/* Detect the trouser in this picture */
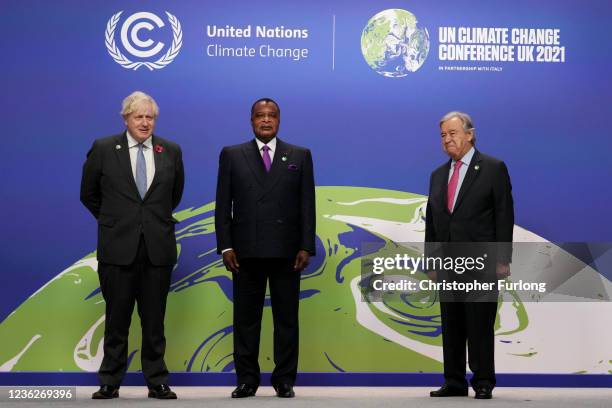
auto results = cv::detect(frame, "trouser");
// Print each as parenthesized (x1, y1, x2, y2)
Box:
(97, 236, 172, 387)
(439, 300, 498, 390)
(232, 257, 301, 386)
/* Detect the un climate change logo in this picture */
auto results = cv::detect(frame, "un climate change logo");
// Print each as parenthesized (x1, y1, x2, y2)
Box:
(361, 9, 430, 77)
(105, 11, 182, 71)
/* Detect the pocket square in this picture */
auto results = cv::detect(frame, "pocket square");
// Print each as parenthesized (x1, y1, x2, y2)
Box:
(288, 164, 299, 171)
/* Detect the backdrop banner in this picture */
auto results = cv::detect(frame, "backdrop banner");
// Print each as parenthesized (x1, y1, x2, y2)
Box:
(0, 1, 610, 385)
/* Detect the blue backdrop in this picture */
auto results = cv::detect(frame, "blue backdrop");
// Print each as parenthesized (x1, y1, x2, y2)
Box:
(1, 0, 611, 326)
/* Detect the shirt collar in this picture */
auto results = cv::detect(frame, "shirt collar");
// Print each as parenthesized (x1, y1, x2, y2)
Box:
(255, 136, 276, 152)
(126, 131, 153, 149)
(452, 146, 475, 167)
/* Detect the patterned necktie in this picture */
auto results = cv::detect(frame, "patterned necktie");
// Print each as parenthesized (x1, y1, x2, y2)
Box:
(262, 145, 272, 172)
(136, 143, 147, 199)
(447, 160, 463, 212)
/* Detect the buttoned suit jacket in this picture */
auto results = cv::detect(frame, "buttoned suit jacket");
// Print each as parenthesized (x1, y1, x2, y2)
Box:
(215, 138, 316, 259)
(80, 132, 184, 266)
(425, 150, 514, 264)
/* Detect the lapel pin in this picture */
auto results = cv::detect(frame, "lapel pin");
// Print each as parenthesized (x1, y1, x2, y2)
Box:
(115, 145, 121, 150)
(282, 156, 288, 162)
(474, 165, 480, 170)
(154, 144, 164, 153)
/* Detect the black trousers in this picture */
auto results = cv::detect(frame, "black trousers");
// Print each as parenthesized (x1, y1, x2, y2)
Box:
(232, 258, 301, 386)
(439, 300, 498, 390)
(97, 236, 172, 387)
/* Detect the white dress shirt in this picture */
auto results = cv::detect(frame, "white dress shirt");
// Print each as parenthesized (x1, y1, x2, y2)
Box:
(126, 132, 155, 191)
(255, 136, 277, 162)
(447, 146, 475, 211)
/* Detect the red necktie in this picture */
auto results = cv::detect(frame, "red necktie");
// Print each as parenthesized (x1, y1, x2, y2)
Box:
(447, 160, 463, 212)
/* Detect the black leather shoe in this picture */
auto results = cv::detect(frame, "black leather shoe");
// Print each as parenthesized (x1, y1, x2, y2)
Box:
(474, 387, 493, 399)
(148, 384, 177, 399)
(273, 383, 295, 398)
(430, 384, 468, 397)
(91, 384, 119, 399)
(231, 384, 257, 398)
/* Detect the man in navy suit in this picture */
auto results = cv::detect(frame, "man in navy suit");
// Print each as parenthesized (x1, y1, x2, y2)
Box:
(215, 98, 316, 398)
(80, 91, 184, 399)
(426, 111, 514, 400)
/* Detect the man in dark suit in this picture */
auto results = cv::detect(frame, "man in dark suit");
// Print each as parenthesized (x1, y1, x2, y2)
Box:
(80, 91, 184, 399)
(425, 111, 513, 400)
(215, 98, 316, 399)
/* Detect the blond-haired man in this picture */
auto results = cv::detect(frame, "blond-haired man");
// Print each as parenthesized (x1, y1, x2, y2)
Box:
(80, 91, 184, 399)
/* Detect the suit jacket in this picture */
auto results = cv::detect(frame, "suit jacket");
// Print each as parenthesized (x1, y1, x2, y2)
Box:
(215, 138, 316, 259)
(80, 132, 184, 266)
(425, 150, 514, 264)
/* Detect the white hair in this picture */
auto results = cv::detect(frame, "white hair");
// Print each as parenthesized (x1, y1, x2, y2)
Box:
(439, 111, 476, 145)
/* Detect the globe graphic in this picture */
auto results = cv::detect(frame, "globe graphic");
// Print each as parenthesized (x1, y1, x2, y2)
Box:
(0, 186, 610, 375)
(361, 9, 430, 77)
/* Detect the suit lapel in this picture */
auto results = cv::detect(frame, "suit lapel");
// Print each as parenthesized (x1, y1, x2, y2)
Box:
(143, 135, 165, 200)
(440, 160, 452, 215)
(114, 133, 141, 199)
(262, 138, 291, 194)
(242, 139, 266, 188)
(453, 150, 482, 213)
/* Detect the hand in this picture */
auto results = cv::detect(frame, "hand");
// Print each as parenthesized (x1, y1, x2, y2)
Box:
(222, 250, 240, 274)
(294, 250, 310, 272)
(426, 270, 437, 282)
(496, 262, 511, 279)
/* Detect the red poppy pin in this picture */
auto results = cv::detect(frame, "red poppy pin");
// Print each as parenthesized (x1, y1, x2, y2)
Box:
(154, 144, 164, 153)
